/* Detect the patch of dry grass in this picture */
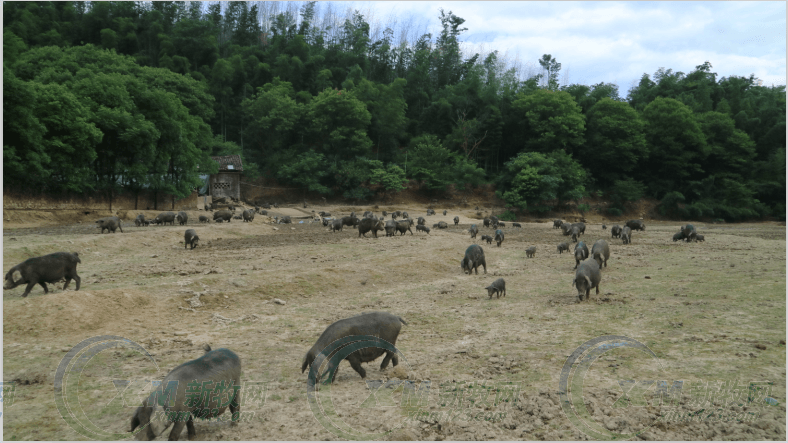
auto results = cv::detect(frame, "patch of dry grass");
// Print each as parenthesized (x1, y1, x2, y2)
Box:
(2, 212, 785, 440)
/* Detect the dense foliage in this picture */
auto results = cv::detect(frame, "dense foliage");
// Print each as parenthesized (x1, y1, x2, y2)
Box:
(3, 2, 785, 219)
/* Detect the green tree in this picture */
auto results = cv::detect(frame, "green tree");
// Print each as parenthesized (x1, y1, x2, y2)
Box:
(497, 150, 587, 212)
(538, 54, 561, 90)
(307, 88, 372, 159)
(751, 148, 785, 216)
(403, 33, 434, 120)
(3, 1, 75, 48)
(562, 82, 621, 114)
(609, 179, 647, 212)
(407, 135, 459, 190)
(581, 98, 647, 183)
(3, 29, 28, 65)
(627, 67, 686, 111)
(327, 157, 376, 200)
(640, 97, 709, 196)
(278, 150, 331, 194)
(370, 162, 407, 198)
(368, 27, 395, 84)
(406, 134, 486, 191)
(340, 11, 370, 63)
(4, 5, 784, 219)
(658, 191, 686, 217)
(696, 111, 756, 177)
(444, 114, 488, 160)
(243, 78, 305, 162)
(351, 78, 408, 161)
(432, 10, 475, 90)
(510, 89, 585, 154)
(29, 81, 103, 191)
(675, 62, 720, 113)
(451, 155, 487, 193)
(12, 45, 216, 197)
(209, 58, 235, 141)
(3, 68, 46, 188)
(684, 176, 765, 221)
(170, 17, 219, 72)
(136, 65, 216, 138)
(561, 84, 593, 112)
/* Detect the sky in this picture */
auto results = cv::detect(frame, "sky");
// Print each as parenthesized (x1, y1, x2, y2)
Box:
(338, 1, 786, 93)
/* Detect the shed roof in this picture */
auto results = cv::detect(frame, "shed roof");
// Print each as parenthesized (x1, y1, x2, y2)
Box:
(210, 155, 243, 172)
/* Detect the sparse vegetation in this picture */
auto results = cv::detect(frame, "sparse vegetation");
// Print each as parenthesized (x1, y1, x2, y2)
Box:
(3, 208, 784, 440)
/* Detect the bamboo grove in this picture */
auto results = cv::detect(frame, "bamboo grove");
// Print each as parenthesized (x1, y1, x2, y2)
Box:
(3, 2, 785, 220)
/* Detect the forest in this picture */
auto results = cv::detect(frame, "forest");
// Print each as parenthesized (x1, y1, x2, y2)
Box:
(3, 1, 785, 220)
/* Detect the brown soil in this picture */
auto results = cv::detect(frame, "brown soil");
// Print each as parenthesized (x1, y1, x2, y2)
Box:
(3, 202, 786, 441)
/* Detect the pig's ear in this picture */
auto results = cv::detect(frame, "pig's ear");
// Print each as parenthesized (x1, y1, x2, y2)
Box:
(12, 270, 23, 284)
(585, 276, 592, 288)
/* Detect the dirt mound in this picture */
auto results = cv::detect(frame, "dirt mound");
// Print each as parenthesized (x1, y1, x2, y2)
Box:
(4, 288, 160, 336)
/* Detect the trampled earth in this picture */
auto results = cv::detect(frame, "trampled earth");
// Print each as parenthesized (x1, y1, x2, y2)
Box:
(3, 205, 786, 440)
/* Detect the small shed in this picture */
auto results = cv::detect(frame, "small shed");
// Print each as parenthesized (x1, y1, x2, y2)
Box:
(209, 155, 243, 201)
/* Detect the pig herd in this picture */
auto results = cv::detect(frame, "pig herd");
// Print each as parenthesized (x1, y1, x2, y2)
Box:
(464, 217, 708, 304)
(5, 212, 707, 304)
(3, 207, 709, 440)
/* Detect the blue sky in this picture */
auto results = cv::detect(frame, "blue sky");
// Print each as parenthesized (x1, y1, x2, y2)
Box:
(339, 1, 786, 93)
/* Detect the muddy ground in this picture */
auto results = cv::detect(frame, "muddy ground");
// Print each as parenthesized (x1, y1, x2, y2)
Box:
(2, 204, 786, 441)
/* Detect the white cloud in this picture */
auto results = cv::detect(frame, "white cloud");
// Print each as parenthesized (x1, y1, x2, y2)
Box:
(340, 1, 786, 89)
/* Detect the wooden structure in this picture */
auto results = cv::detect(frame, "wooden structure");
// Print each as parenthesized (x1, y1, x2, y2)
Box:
(209, 155, 243, 201)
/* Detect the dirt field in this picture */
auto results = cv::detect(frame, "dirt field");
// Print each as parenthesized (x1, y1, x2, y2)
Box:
(2, 204, 786, 441)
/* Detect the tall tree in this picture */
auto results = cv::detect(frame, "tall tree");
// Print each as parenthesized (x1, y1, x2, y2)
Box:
(640, 97, 708, 196)
(10, 45, 216, 196)
(406, 134, 484, 192)
(581, 98, 647, 183)
(497, 150, 587, 212)
(3, 67, 47, 189)
(243, 78, 305, 167)
(352, 78, 408, 161)
(510, 89, 585, 155)
(432, 9, 473, 90)
(28, 81, 103, 191)
(696, 111, 755, 178)
(306, 88, 373, 159)
(538, 54, 561, 90)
